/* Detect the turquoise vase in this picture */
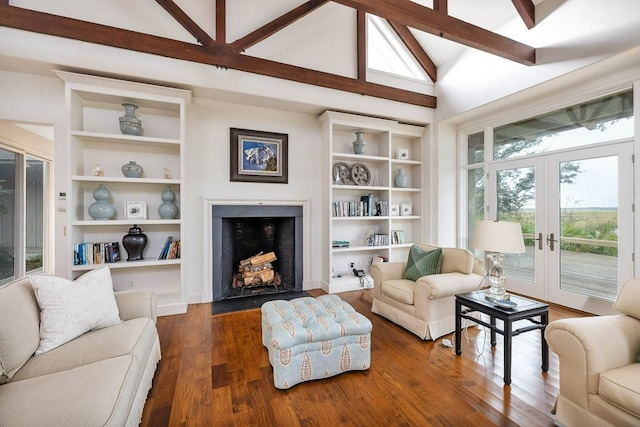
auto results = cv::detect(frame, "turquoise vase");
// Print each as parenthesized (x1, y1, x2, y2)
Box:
(158, 185, 178, 219)
(88, 184, 116, 220)
(394, 168, 408, 188)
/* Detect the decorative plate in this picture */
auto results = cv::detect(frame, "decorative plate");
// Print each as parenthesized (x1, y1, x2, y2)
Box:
(351, 163, 371, 186)
(332, 162, 353, 185)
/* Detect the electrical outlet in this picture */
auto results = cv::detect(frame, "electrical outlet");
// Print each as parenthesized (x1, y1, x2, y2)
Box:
(128, 280, 134, 289)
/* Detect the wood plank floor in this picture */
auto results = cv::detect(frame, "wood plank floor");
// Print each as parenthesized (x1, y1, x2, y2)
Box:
(140, 289, 586, 426)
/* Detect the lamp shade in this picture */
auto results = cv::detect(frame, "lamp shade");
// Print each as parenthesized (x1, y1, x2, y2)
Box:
(470, 220, 526, 254)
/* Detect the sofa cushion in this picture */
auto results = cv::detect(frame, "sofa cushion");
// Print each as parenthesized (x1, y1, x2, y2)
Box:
(614, 278, 640, 320)
(0, 355, 144, 426)
(381, 279, 417, 305)
(30, 266, 121, 355)
(0, 279, 41, 384)
(403, 246, 442, 281)
(11, 317, 156, 382)
(440, 248, 475, 275)
(599, 364, 640, 418)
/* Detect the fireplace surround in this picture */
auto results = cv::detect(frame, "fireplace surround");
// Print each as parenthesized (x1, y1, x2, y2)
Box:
(211, 204, 303, 301)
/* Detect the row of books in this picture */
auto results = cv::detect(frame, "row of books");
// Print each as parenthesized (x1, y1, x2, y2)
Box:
(333, 200, 389, 217)
(157, 236, 181, 260)
(365, 232, 388, 247)
(390, 230, 406, 244)
(74, 242, 121, 265)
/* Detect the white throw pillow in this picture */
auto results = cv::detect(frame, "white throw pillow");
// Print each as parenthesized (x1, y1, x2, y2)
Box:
(30, 266, 121, 355)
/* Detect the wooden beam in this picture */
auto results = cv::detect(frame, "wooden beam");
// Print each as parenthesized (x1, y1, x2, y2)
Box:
(433, 0, 447, 14)
(387, 21, 437, 82)
(229, 0, 329, 52)
(155, 0, 215, 47)
(216, 0, 225, 43)
(332, 0, 536, 65)
(511, 0, 535, 29)
(356, 9, 366, 80)
(0, 5, 436, 108)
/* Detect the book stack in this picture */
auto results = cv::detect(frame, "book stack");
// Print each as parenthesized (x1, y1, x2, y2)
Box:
(74, 242, 121, 265)
(391, 230, 405, 244)
(157, 236, 181, 260)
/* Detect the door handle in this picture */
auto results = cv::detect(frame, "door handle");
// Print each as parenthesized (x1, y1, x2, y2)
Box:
(547, 233, 558, 251)
(533, 232, 543, 250)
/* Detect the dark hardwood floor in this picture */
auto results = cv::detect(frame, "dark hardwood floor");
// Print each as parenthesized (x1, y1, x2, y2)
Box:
(140, 289, 585, 426)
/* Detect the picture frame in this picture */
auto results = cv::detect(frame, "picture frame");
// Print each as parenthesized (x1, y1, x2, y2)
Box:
(230, 128, 288, 184)
(397, 148, 410, 160)
(390, 203, 400, 216)
(400, 202, 413, 216)
(125, 201, 147, 220)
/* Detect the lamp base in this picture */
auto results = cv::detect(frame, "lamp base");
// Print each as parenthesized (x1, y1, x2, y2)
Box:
(484, 288, 511, 301)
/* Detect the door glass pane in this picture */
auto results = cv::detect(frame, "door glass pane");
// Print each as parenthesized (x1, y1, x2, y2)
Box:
(559, 156, 618, 300)
(467, 167, 484, 248)
(26, 157, 44, 274)
(496, 167, 535, 284)
(494, 90, 633, 160)
(0, 148, 16, 284)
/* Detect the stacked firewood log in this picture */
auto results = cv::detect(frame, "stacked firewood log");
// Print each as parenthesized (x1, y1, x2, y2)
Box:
(233, 251, 277, 288)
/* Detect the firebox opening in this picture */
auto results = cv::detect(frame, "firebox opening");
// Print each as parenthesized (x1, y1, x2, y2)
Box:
(212, 205, 303, 301)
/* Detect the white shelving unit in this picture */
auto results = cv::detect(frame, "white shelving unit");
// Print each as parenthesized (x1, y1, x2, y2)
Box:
(56, 71, 191, 316)
(319, 111, 426, 293)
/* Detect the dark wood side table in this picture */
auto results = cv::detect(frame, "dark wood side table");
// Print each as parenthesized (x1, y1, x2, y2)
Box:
(455, 291, 549, 385)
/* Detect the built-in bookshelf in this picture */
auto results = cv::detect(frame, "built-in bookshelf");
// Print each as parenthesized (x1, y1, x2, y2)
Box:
(56, 71, 191, 316)
(319, 111, 426, 293)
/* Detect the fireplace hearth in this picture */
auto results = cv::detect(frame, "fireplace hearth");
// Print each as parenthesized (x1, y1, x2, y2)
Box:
(211, 204, 303, 302)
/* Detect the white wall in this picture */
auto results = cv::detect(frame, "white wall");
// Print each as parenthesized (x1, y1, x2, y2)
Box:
(183, 99, 323, 302)
(435, 0, 640, 122)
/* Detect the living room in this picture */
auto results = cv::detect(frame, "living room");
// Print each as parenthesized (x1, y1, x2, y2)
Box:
(0, 1, 639, 426)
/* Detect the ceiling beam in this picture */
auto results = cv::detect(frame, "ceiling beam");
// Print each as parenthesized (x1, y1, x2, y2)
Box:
(229, 0, 329, 53)
(0, 5, 436, 108)
(511, 0, 535, 29)
(155, 0, 215, 47)
(216, 0, 226, 43)
(387, 21, 437, 82)
(332, 0, 536, 65)
(433, 0, 447, 14)
(356, 9, 366, 80)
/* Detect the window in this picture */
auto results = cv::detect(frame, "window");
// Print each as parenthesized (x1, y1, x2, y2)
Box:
(465, 132, 485, 248)
(0, 123, 52, 285)
(367, 15, 429, 82)
(493, 90, 634, 160)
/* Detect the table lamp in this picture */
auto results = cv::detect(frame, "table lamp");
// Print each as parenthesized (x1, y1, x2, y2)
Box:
(470, 220, 526, 300)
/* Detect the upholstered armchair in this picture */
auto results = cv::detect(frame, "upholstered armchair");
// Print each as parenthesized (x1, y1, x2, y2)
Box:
(370, 243, 485, 340)
(545, 278, 640, 427)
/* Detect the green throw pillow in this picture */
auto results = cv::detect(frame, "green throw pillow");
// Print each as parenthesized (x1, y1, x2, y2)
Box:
(403, 246, 442, 281)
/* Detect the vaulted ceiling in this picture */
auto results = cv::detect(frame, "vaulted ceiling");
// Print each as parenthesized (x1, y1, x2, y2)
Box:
(0, 0, 539, 109)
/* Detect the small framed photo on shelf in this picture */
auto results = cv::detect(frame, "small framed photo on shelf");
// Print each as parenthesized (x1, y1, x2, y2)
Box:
(400, 202, 413, 216)
(397, 148, 410, 160)
(390, 203, 400, 216)
(125, 201, 147, 220)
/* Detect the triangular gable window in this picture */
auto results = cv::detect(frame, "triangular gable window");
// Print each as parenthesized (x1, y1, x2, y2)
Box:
(367, 15, 428, 82)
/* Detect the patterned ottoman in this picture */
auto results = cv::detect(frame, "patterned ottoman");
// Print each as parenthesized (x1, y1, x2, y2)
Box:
(261, 294, 372, 389)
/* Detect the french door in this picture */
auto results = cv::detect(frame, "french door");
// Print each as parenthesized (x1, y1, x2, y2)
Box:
(488, 142, 633, 314)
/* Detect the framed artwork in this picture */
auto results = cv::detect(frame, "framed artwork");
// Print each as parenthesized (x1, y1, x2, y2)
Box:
(125, 201, 147, 220)
(230, 128, 288, 184)
(400, 202, 413, 216)
(397, 148, 410, 160)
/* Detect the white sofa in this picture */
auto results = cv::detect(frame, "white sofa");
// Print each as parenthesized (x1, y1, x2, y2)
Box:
(371, 243, 485, 340)
(0, 268, 160, 426)
(545, 278, 640, 427)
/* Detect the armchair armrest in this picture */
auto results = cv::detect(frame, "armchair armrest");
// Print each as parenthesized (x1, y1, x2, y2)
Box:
(371, 262, 406, 299)
(545, 315, 640, 408)
(415, 272, 484, 300)
(114, 290, 157, 324)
